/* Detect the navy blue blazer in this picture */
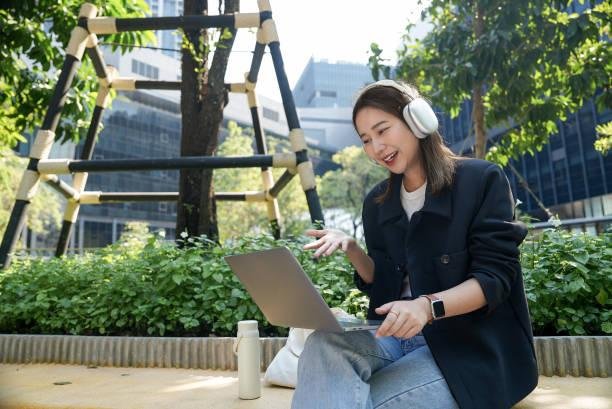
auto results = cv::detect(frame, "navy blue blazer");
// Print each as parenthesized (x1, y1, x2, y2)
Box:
(355, 158, 538, 409)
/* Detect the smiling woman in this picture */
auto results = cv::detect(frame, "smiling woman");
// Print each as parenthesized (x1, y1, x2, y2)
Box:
(294, 80, 539, 409)
(353, 82, 456, 201)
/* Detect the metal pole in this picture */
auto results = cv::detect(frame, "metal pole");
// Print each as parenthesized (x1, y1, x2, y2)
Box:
(248, 93, 282, 238)
(83, 13, 263, 34)
(134, 81, 181, 90)
(43, 175, 79, 200)
(268, 42, 300, 130)
(269, 169, 296, 198)
(39, 155, 277, 173)
(85, 43, 108, 79)
(215, 193, 247, 201)
(247, 42, 266, 84)
(56, 63, 111, 257)
(56, 103, 105, 257)
(267, 33, 324, 226)
(0, 10, 92, 268)
(56, 29, 113, 257)
(99, 193, 178, 202)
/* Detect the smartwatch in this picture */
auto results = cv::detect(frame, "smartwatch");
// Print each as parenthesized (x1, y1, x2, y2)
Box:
(420, 294, 445, 323)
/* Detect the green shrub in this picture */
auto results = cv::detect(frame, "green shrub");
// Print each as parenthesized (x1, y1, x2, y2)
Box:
(521, 228, 611, 336)
(1, 228, 609, 337)
(0, 233, 368, 337)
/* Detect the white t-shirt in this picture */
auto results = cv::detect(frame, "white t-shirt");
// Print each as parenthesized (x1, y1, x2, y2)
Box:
(399, 180, 427, 299)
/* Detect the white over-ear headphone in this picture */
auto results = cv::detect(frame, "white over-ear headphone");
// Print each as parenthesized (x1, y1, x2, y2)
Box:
(356, 80, 439, 139)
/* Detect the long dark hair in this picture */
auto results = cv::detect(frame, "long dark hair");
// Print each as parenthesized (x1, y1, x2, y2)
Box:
(352, 81, 457, 203)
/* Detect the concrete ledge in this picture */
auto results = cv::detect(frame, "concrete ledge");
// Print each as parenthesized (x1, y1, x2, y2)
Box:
(0, 364, 611, 409)
(0, 335, 286, 371)
(535, 336, 610, 377)
(0, 334, 610, 377)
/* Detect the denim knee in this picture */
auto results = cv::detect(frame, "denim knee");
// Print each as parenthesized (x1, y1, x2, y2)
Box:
(302, 331, 350, 358)
(304, 330, 377, 355)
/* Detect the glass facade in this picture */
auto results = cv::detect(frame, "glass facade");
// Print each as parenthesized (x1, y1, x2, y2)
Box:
(145, 0, 184, 58)
(438, 98, 612, 221)
(74, 92, 180, 248)
(506, 101, 611, 220)
(293, 58, 374, 108)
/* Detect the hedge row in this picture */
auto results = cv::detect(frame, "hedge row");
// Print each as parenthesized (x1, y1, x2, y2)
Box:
(0, 228, 609, 336)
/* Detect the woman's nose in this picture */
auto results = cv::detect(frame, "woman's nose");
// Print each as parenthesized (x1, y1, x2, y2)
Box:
(372, 138, 386, 154)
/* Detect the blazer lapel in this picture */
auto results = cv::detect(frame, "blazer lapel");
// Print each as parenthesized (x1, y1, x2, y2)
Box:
(377, 174, 407, 229)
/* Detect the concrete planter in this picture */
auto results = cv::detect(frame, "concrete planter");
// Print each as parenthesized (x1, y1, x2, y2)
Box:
(0, 335, 286, 371)
(0, 334, 609, 377)
(534, 336, 610, 377)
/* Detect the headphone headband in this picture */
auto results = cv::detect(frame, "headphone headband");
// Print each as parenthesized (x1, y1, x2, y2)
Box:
(355, 80, 438, 139)
(355, 79, 410, 100)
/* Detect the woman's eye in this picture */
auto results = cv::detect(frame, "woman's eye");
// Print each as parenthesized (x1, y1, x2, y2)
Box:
(379, 127, 389, 135)
(362, 139, 371, 144)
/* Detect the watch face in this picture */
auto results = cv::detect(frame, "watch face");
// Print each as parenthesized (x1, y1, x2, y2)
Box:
(432, 299, 445, 319)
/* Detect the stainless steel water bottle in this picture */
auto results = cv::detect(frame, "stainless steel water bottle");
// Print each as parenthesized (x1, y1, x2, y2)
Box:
(233, 320, 261, 399)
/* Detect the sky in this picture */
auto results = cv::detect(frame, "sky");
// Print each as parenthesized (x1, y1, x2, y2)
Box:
(222, 0, 430, 101)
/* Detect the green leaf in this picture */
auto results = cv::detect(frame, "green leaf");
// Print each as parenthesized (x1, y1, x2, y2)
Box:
(573, 253, 590, 264)
(566, 261, 590, 275)
(595, 289, 608, 306)
(230, 288, 244, 298)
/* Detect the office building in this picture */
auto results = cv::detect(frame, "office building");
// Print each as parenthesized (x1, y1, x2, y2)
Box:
(147, 0, 184, 58)
(293, 57, 374, 108)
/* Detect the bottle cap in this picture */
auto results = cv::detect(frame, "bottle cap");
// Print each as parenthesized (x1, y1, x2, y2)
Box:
(237, 320, 259, 336)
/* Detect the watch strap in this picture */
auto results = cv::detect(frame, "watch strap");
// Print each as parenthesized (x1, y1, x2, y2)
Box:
(419, 294, 444, 323)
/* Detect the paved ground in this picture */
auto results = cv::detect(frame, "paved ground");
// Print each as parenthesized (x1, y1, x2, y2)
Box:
(0, 364, 610, 409)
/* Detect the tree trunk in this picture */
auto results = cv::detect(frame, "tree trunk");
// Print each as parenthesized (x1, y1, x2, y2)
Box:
(472, 84, 486, 158)
(177, 0, 239, 242)
(472, 3, 487, 159)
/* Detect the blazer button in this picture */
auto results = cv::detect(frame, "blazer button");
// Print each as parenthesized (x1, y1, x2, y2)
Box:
(440, 254, 450, 264)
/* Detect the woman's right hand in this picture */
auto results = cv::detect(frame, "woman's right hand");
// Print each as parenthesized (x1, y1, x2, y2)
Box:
(303, 229, 356, 258)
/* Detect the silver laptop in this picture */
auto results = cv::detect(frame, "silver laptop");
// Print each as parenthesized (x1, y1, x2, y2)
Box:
(224, 247, 382, 332)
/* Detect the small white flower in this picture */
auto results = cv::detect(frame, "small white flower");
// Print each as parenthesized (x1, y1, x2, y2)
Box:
(515, 199, 523, 208)
(180, 231, 189, 238)
(548, 215, 562, 228)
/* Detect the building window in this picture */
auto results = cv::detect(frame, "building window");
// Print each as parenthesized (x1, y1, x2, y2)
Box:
(303, 128, 326, 139)
(132, 59, 159, 80)
(319, 90, 337, 98)
(159, 202, 168, 213)
(551, 148, 566, 161)
(83, 221, 113, 248)
(263, 107, 279, 122)
(307, 91, 317, 105)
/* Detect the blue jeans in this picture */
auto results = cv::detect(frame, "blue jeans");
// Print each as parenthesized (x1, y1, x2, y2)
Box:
(292, 330, 459, 409)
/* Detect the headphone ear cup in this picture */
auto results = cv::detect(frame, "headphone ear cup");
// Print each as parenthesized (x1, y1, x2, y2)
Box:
(402, 98, 438, 139)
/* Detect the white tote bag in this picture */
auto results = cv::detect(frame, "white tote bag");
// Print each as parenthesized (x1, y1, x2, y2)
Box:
(263, 308, 354, 388)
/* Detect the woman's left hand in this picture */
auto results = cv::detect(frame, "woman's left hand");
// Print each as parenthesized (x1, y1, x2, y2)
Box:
(374, 298, 432, 339)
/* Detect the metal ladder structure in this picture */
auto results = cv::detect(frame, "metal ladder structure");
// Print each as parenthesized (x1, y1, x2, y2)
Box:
(0, 1, 325, 268)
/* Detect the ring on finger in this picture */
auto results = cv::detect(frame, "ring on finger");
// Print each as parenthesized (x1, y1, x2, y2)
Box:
(388, 310, 399, 318)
